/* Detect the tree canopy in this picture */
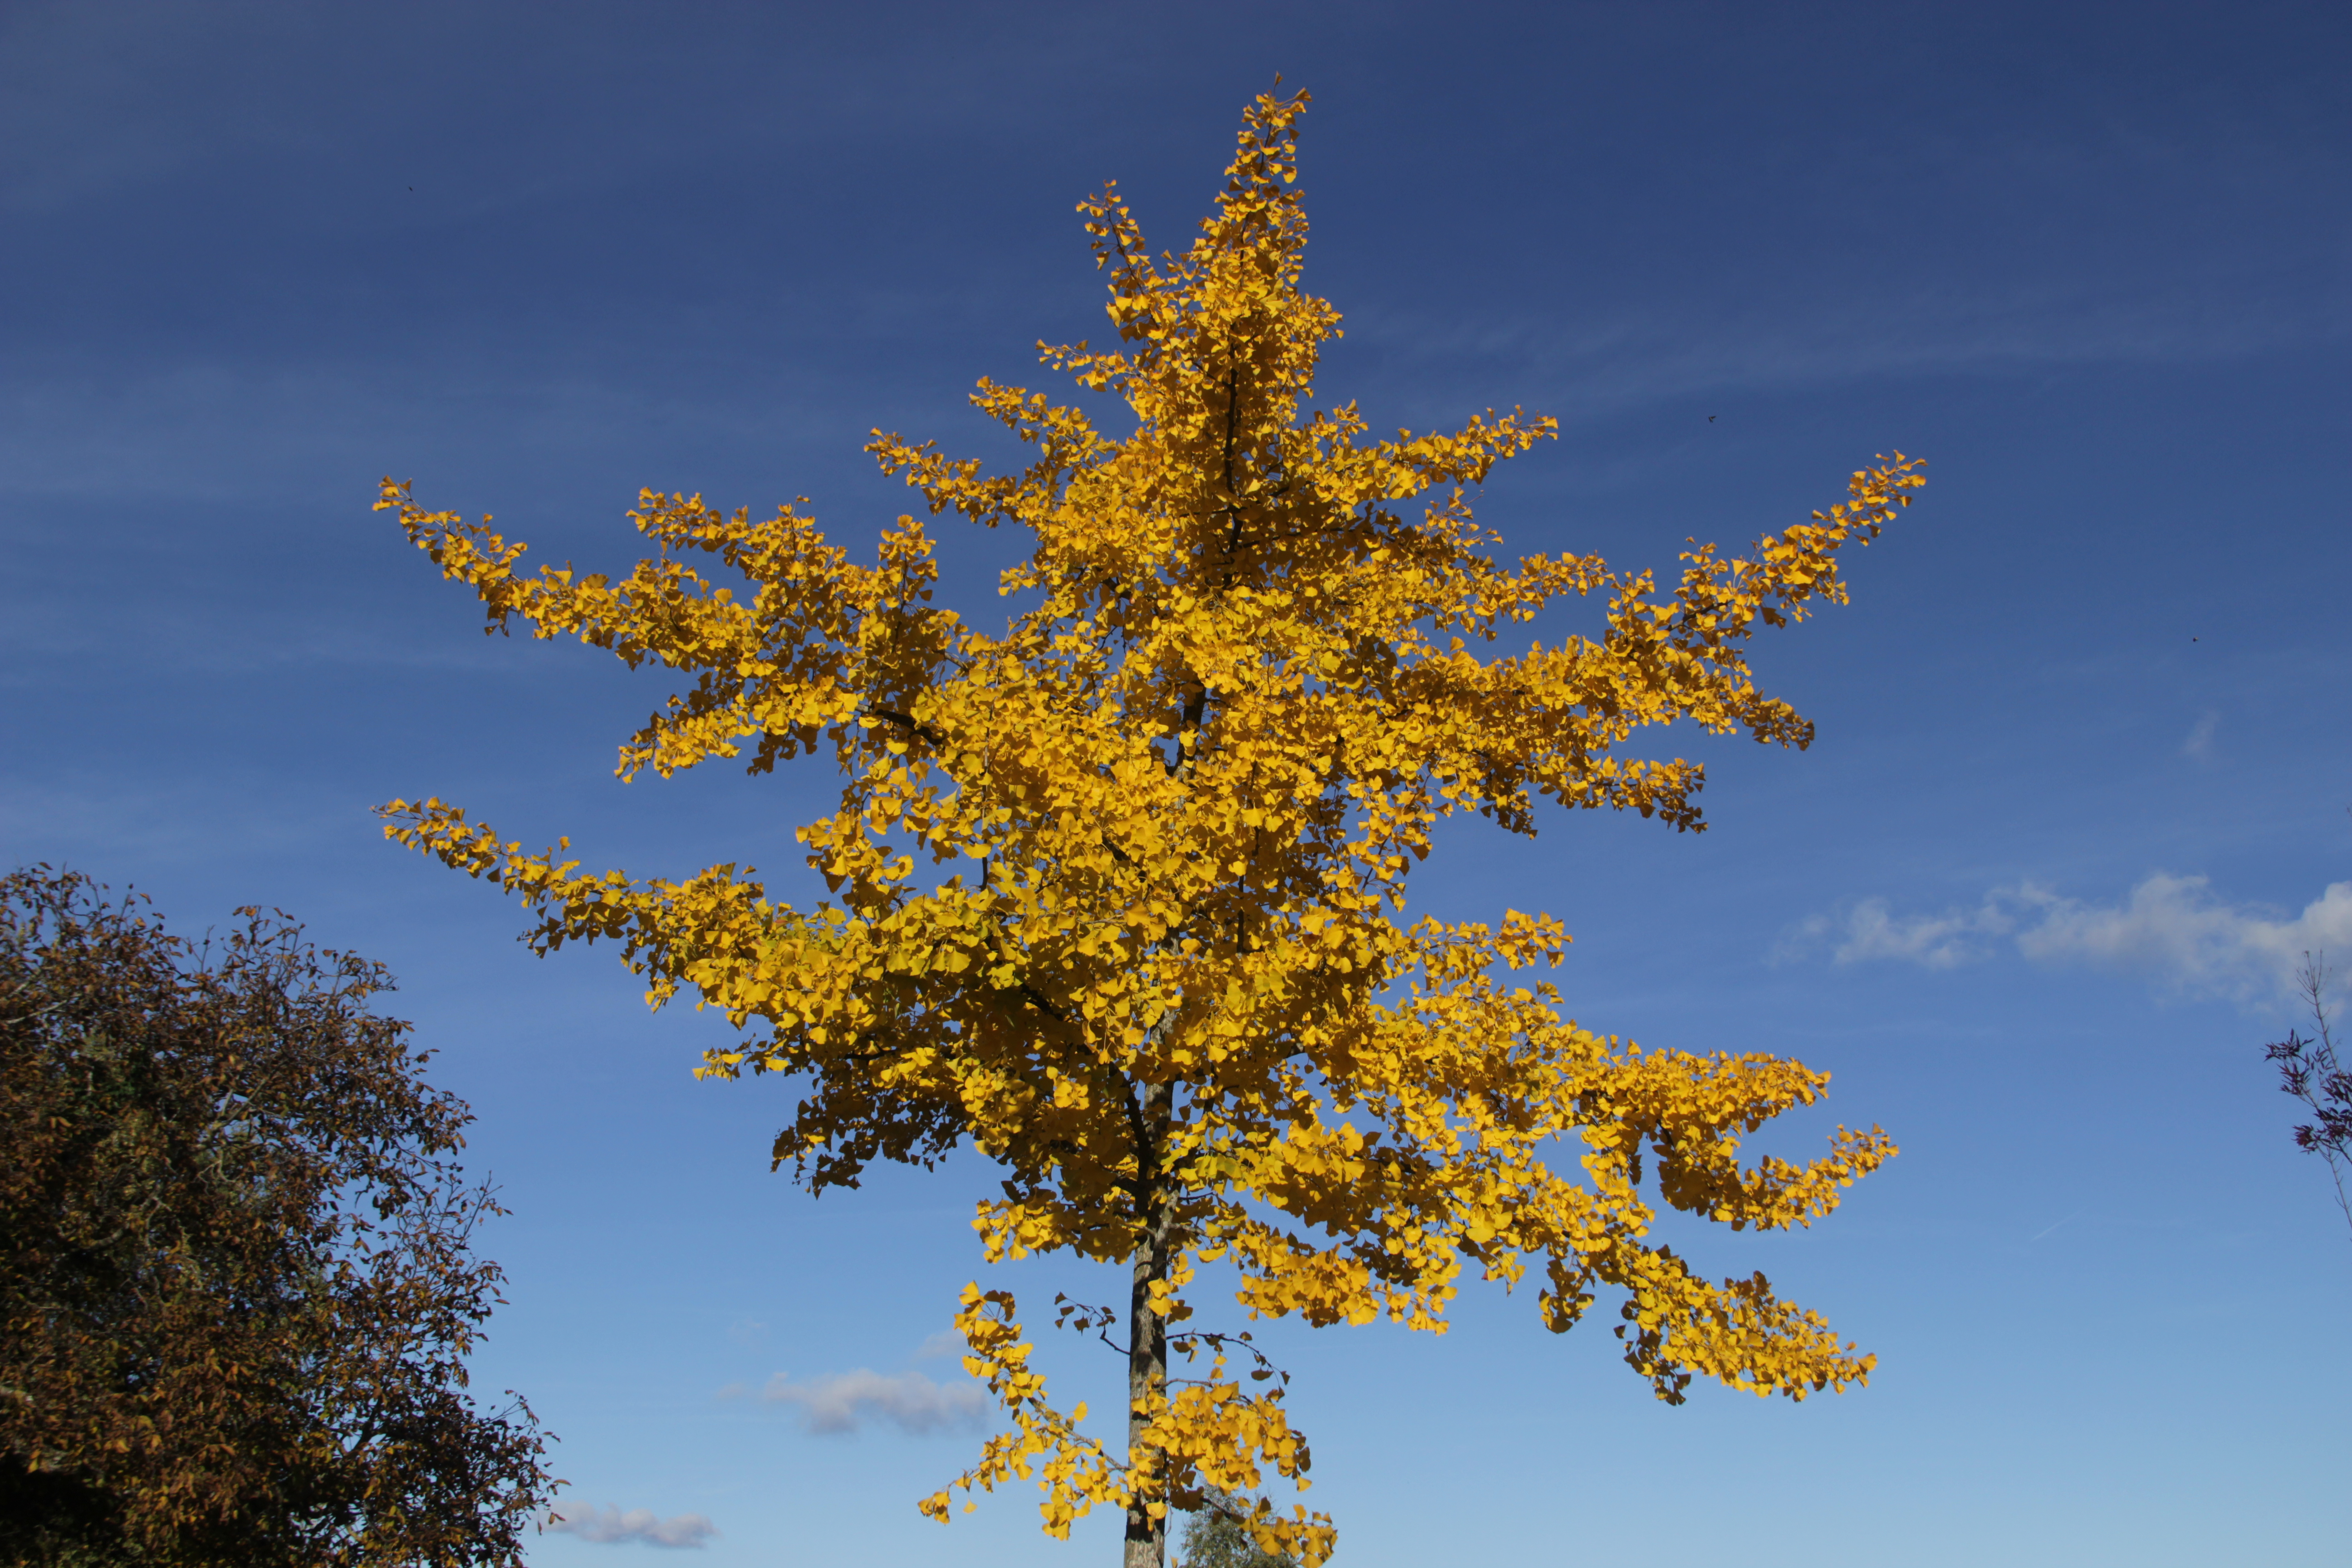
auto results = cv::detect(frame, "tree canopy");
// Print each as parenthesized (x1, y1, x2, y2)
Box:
(0, 867, 554, 1567)
(377, 86, 1920, 1567)
(1177, 1489, 1297, 1568)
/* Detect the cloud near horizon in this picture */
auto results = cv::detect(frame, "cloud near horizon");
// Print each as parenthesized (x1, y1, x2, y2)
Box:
(545, 1505, 719, 1549)
(746, 1367, 987, 1436)
(1789, 874, 2352, 1003)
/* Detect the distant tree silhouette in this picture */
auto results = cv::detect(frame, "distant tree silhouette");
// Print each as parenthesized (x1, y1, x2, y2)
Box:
(2264, 953, 2352, 1242)
(1177, 1489, 1297, 1568)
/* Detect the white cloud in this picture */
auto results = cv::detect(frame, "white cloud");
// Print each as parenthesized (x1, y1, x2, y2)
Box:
(912, 1328, 968, 1360)
(1795, 875, 2352, 1004)
(2182, 710, 2220, 759)
(546, 1505, 719, 1549)
(1800, 892, 2023, 970)
(2014, 875, 2352, 998)
(751, 1367, 987, 1435)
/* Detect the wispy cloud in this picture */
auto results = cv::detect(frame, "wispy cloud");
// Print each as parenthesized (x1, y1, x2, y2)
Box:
(745, 1367, 987, 1436)
(1352, 260, 2347, 432)
(2182, 710, 2220, 759)
(546, 1505, 719, 1549)
(1788, 875, 2352, 1003)
(1798, 892, 2022, 970)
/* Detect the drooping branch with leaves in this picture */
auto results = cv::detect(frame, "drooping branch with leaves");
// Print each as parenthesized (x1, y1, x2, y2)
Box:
(377, 88, 1920, 1568)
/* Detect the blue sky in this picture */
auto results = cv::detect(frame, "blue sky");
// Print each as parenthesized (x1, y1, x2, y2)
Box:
(5, 3, 2349, 1564)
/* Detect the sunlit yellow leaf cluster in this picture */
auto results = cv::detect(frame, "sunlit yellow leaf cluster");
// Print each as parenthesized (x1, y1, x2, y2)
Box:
(377, 87, 1918, 1564)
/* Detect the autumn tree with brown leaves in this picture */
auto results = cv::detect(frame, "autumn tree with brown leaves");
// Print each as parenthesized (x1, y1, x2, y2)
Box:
(376, 88, 1920, 1568)
(0, 868, 555, 1567)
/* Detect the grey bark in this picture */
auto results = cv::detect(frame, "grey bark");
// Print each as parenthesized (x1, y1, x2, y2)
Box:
(1122, 1076, 1174, 1568)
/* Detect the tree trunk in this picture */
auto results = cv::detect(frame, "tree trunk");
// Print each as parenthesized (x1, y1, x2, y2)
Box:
(1123, 1078, 1173, 1568)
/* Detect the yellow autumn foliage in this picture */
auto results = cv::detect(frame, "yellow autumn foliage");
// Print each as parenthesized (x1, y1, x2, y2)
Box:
(377, 87, 1919, 1568)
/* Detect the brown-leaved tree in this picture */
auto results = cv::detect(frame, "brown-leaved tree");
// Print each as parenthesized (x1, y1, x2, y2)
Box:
(0, 868, 556, 1567)
(376, 88, 1920, 1568)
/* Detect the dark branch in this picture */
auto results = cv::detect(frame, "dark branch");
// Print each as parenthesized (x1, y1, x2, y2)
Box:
(866, 707, 945, 746)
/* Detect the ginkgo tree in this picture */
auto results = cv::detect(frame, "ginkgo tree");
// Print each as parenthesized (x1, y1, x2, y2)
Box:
(377, 87, 1921, 1568)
